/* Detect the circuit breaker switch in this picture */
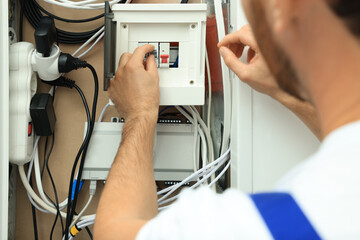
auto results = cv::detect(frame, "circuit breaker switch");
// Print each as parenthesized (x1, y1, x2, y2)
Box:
(159, 43, 170, 68)
(139, 42, 159, 67)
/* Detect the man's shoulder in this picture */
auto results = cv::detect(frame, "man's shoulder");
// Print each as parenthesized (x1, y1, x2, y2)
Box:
(137, 187, 272, 240)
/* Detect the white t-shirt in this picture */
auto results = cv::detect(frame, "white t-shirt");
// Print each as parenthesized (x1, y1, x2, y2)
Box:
(137, 121, 360, 240)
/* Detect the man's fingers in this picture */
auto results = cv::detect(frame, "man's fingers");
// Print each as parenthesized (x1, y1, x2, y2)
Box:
(145, 55, 158, 77)
(219, 46, 248, 79)
(218, 25, 258, 51)
(118, 52, 132, 69)
(218, 31, 246, 48)
(130, 44, 155, 65)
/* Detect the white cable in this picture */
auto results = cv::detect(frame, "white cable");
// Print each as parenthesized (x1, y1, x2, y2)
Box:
(205, 50, 212, 129)
(20, 165, 95, 220)
(157, 148, 230, 198)
(98, 102, 111, 122)
(158, 156, 229, 205)
(20, 165, 68, 217)
(72, 26, 104, 57)
(208, 160, 231, 188)
(44, 0, 119, 10)
(68, 216, 96, 240)
(189, 107, 199, 172)
(157, 148, 230, 195)
(67, 149, 230, 238)
(33, 139, 69, 209)
(77, 32, 104, 59)
(34, 145, 58, 207)
(69, 195, 93, 233)
(26, 136, 50, 213)
(214, 0, 232, 155)
(198, 127, 208, 171)
(188, 106, 214, 166)
(176, 106, 215, 187)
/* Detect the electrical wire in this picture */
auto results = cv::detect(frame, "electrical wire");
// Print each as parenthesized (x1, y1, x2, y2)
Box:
(72, 27, 104, 56)
(19, 0, 104, 44)
(158, 156, 229, 206)
(77, 32, 104, 58)
(70, 195, 93, 229)
(157, 148, 230, 199)
(65, 65, 99, 240)
(205, 50, 212, 128)
(64, 82, 92, 239)
(214, 0, 232, 155)
(189, 107, 199, 172)
(66, 149, 231, 239)
(31, 0, 104, 23)
(22, 137, 96, 220)
(98, 102, 111, 122)
(43, 0, 121, 10)
(29, 176, 39, 240)
(158, 106, 175, 116)
(43, 133, 65, 239)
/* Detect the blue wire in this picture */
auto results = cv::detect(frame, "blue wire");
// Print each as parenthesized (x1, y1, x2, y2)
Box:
(158, 106, 190, 116)
(71, 180, 83, 201)
(159, 106, 174, 115)
(172, 56, 179, 68)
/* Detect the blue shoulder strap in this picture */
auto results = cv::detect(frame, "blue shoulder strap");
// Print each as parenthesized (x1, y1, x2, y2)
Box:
(250, 193, 321, 240)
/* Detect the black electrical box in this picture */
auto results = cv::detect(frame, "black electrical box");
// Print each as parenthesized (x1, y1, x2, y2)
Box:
(30, 94, 56, 136)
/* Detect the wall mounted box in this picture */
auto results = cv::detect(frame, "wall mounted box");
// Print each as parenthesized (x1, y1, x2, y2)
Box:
(104, 3, 207, 106)
(82, 122, 198, 181)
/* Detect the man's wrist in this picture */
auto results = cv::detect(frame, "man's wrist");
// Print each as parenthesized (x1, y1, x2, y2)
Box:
(271, 89, 293, 104)
(123, 113, 157, 131)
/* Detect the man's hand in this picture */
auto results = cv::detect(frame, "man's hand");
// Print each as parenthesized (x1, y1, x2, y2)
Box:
(218, 24, 281, 98)
(108, 44, 159, 122)
(218, 24, 322, 140)
(95, 44, 160, 240)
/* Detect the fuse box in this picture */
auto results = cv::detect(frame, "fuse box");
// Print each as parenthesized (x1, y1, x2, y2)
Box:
(104, 3, 207, 106)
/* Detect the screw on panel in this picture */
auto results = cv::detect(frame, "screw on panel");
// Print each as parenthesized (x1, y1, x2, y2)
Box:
(190, 80, 195, 85)
(122, 24, 127, 29)
(191, 24, 196, 29)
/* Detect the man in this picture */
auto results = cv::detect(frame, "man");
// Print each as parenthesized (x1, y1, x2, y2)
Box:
(94, 0, 360, 239)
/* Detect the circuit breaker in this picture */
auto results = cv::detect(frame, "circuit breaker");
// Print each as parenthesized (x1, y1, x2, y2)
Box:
(104, 3, 207, 106)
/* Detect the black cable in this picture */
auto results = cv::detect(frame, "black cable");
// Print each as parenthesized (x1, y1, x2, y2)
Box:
(64, 83, 93, 240)
(19, 0, 104, 44)
(74, 211, 94, 240)
(29, 176, 39, 240)
(65, 65, 99, 240)
(44, 133, 66, 239)
(181, 0, 189, 3)
(85, 226, 94, 240)
(19, 1, 24, 41)
(31, 0, 104, 23)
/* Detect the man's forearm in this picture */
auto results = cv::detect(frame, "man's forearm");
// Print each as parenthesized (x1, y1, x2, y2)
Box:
(273, 91, 322, 140)
(95, 117, 158, 238)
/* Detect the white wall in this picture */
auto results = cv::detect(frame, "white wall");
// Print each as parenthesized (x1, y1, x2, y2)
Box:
(0, 0, 9, 239)
(230, 0, 320, 192)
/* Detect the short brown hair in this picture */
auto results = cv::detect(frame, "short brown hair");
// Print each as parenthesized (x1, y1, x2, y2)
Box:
(332, 0, 360, 36)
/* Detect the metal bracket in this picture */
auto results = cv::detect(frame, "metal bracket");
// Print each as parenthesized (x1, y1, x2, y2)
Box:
(104, 1, 117, 91)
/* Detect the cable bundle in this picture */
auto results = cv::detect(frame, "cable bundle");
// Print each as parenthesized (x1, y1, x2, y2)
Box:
(19, 0, 105, 44)
(43, 0, 126, 10)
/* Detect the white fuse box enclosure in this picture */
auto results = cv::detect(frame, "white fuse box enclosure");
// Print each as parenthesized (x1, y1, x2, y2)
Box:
(82, 122, 198, 181)
(106, 4, 207, 106)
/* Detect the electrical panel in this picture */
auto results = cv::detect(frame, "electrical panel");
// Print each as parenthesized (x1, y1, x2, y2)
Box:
(82, 122, 198, 181)
(104, 3, 207, 106)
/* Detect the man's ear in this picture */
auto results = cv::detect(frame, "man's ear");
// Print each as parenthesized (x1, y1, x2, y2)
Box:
(270, 0, 312, 38)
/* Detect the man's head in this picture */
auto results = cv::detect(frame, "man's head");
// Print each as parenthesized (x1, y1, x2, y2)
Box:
(241, 0, 360, 101)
